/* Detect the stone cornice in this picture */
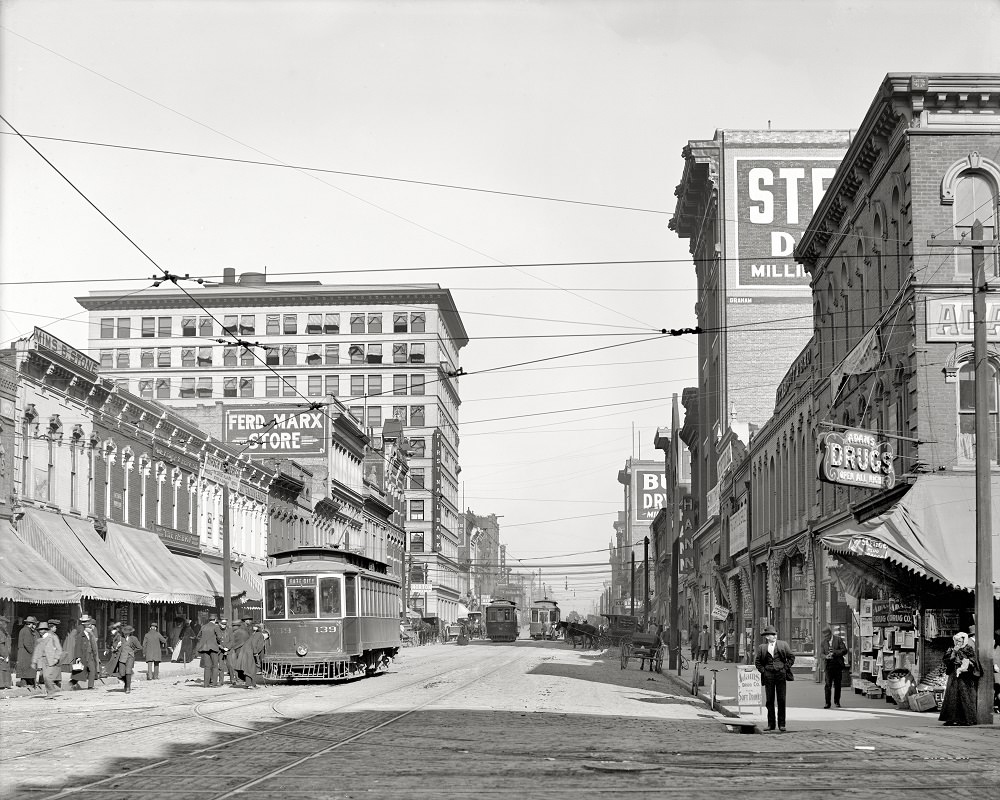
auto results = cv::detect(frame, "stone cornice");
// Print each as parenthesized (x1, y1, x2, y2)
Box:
(797, 73, 1000, 269)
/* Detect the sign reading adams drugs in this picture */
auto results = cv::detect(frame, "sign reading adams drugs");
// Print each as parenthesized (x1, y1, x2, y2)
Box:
(224, 407, 329, 457)
(817, 429, 895, 491)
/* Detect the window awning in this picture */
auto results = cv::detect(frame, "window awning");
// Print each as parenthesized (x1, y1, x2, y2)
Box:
(819, 473, 1000, 597)
(17, 508, 147, 603)
(239, 560, 265, 597)
(104, 521, 215, 606)
(0, 524, 82, 604)
(199, 560, 263, 604)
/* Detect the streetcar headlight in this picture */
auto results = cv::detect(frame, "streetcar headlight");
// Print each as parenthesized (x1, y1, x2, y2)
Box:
(296, 645, 308, 656)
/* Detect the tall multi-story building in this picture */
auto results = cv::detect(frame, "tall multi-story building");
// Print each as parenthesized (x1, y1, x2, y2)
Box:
(670, 130, 851, 650)
(77, 271, 468, 624)
(458, 510, 502, 609)
(609, 457, 665, 620)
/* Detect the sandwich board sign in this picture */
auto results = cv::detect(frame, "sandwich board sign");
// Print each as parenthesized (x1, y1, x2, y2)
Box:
(737, 664, 763, 714)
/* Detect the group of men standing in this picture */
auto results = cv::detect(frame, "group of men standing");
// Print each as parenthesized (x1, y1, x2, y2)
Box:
(9, 615, 101, 697)
(3, 613, 269, 697)
(195, 613, 267, 689)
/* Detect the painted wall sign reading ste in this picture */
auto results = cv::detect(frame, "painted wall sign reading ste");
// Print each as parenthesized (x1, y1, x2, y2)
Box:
(223, 407, 330, 456)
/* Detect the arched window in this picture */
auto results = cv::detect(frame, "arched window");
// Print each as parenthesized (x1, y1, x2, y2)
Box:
(954, 173, 998, 278)
(957, 360, 1000, 464)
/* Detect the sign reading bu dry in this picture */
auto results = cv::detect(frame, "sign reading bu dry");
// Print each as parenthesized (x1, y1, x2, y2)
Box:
(817, 429, 895, 491)
(224, 407, 329, 457)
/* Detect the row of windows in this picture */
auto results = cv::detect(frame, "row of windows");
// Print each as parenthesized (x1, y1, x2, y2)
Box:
(129, 373, 427, 410)
(100, 312, 427, 339)
(100, 342, 427, 369)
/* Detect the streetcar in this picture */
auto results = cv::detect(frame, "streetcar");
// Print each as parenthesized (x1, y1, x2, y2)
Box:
(260, 547, 400, 681)
(484, 599, 519, 642)
(529, 598, 560, 640)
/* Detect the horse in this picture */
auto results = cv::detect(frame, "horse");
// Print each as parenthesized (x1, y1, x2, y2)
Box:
(558, 621, 597, 649)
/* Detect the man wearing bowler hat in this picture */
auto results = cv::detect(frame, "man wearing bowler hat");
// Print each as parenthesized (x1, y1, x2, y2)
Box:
(31, 621, 63, 697)
(196, 614, 223, 688)
(16, 617, 40, 690)
(754, 623, 795, 732)
(73, 615, 99, 690)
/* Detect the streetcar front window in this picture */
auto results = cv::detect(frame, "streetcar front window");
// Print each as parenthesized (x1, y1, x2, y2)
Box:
(264, 579, 285, 619)
(287, 576, 317, 618)
(319, 576, 342, 617)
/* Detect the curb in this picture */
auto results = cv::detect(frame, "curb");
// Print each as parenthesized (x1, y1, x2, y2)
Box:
(658, 667, 742, 720)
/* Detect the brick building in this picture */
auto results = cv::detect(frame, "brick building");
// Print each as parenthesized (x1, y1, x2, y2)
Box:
(671, 129, 851, 652)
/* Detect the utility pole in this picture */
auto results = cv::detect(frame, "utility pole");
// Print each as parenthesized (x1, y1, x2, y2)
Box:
(643, 535, 650, 629)
(928, 219, 997, 724)
(630, 550, 636, 617)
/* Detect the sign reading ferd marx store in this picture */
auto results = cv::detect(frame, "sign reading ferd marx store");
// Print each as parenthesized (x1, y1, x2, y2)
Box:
(817, 429, 895, 490)
(224, 407, 329, 457)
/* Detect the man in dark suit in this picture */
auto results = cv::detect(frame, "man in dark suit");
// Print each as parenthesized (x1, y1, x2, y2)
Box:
(196, 614, 223, 688)
(754, 624, 795, 732)
(820, 625, 848, 708)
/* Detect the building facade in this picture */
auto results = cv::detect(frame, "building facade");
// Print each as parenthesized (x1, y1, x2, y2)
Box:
(670, 129, 851, 657)
(77, 273, 468, 625)
(1, 328, 274, 649)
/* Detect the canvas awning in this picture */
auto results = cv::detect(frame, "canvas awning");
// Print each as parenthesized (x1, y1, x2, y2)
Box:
(17, 508, 147, 603)
(0, 523, 82, 604)
(239, 560, 265, 596)
(104, 521, 215, 606)
(457, 603, 471, 618)
(819, 473, 1000, 597)
(200, 560, 263, 603)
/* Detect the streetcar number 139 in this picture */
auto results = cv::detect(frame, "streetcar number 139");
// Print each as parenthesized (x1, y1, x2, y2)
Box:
(314, 625, 338, 633)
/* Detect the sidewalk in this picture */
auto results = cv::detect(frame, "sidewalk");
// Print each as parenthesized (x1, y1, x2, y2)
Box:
(0, 658, 201, 699)
(659, 656, 960, 730)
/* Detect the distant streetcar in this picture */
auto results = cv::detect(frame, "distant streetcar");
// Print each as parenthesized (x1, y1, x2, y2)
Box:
(484, 599, 519, 642)
(529, 598, 560, 640)
(260, 547, 400, 681)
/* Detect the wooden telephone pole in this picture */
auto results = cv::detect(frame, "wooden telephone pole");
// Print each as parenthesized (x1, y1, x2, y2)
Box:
(928, 220, 998, 724)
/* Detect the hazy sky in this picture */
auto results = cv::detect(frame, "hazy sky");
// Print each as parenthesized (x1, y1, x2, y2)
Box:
(2, 0, 998, 612)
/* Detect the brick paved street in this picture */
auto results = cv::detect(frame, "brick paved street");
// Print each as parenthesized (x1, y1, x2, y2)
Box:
(3, 640, 998, 800)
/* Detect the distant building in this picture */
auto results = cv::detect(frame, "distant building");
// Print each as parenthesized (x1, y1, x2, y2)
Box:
(78, 272, 468, 623)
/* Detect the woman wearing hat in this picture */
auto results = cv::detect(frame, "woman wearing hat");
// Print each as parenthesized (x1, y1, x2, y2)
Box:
(939, 631, 982, 726)
(0, 615, 12, 689)
(754, 624, 796, 732)
(60, 619, 80, 680)
(16, 617, 40, 689)
(106, 625, 141, 693)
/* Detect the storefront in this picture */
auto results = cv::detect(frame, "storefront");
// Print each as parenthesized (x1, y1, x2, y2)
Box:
(766, 535, 815, 673)
(818, 473, 1000, 705)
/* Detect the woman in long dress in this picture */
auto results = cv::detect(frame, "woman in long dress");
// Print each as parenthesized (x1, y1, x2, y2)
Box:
(939, 631, 981, 726)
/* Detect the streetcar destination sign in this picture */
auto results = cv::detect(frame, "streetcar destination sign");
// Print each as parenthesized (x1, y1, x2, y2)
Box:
(817, 428, 895, 490)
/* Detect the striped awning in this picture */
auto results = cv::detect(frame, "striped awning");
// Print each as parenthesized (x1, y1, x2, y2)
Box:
(0, 523, 81, 604)
(17, 508, 147, 603)
(198, 559, 263, 604)
(104, 522, 215, 606)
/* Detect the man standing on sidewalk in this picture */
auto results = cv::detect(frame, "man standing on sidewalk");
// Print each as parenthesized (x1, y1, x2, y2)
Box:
(16, 617, 40, 690)
(820, 625, 848, 708)
(31, 621, 63, 698)
(73, 616, 99, 690)
(697, 625, 710, 664)
(755, 624, 795, 732)
(196, 614, 223, 688)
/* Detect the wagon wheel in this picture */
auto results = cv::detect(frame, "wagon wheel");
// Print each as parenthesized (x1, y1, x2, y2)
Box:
(653, 644, 664, 674)
(620, 642, 631, 670)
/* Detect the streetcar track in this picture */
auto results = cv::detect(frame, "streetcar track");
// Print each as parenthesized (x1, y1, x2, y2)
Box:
(23, 646, 511, 800)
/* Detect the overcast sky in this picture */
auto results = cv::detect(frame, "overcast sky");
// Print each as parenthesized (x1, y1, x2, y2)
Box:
(2, 0, 998, 613)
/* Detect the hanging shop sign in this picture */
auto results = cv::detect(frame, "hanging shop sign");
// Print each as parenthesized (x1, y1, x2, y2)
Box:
(712, 604, 731, 621)
(872, 600, 915, 630)
(846, 535, 888, 559)
(817, 429, 895, 490)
